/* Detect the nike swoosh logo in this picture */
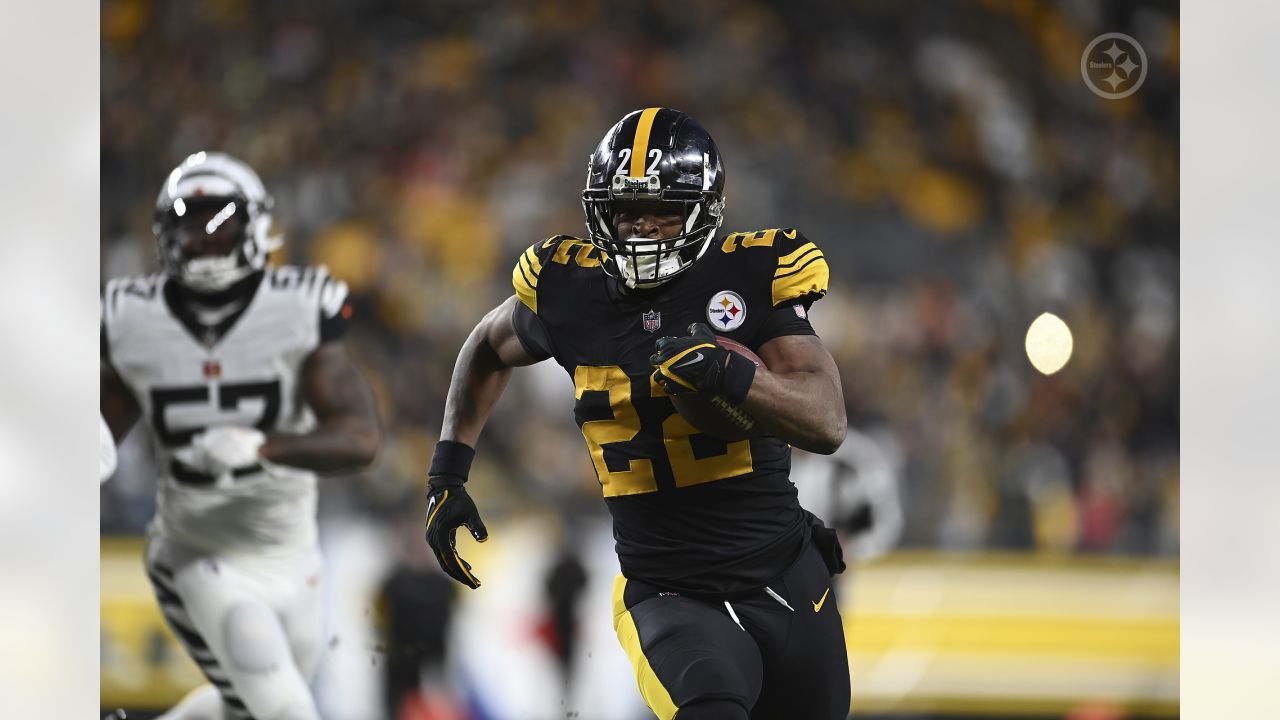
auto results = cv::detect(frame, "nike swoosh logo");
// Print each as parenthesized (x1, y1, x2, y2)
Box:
(672, 352, 704, 370)
(812, 588, 830, 612)
(425, 491, 448, 530)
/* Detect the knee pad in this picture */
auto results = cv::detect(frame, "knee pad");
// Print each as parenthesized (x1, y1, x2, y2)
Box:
(677, 698, 749, 720)
(223, 601, 290, 674)
(218, 602, 320, 720)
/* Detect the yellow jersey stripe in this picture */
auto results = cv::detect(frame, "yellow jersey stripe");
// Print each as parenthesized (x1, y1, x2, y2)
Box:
(772, 256, 830, 306)
(612, 575, 679, 720)
(629, 107, 662, 177)
(524, 246, 542, 277)
(777, 241, 819, 268)
(519, 251, 539, 288)
(776, 247, 822, 275)
(512, 261, 537, 313)
(512, 243, 545, 313)
(774, 250, 825, 280)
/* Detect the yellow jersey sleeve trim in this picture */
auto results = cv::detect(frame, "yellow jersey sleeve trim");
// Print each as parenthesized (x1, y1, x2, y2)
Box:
(524, 246, 543, 276)
(772, 245, 829, 306)
(512, 245, 543, 313)
(777, 241, 819, 268)
(611, 575, 679, 720)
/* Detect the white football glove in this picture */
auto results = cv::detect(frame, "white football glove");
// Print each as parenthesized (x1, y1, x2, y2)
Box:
(173, 426, 266, 478)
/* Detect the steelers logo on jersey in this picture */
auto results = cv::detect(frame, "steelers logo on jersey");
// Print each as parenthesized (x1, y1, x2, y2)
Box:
(707, 291, 747, 331)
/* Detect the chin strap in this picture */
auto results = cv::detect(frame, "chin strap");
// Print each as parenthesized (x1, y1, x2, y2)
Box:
(616, 250, 684, 288)
(182, 258, 253, 292)
(615, 231, 715, 288)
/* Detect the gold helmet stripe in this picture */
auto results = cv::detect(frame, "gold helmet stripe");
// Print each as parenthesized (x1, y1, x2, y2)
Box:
(629, 107, 662, 177)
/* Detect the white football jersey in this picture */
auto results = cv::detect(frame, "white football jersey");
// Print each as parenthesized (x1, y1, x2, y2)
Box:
(792, 428, 905, 562)
(103, 266, 350, 553)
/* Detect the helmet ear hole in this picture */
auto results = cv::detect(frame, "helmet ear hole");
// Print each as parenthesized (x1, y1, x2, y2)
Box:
(243, 234, 260, 270)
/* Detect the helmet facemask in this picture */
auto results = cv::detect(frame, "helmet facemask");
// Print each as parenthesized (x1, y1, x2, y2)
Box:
(156, 195, 260, 292)
(583, 175, 725, 289)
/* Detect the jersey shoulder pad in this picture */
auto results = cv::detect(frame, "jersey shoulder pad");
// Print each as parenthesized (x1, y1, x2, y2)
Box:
(719, 227, 828, 307)
(511, 234, 605, 314)
(770, 228, 828, 307)
(102, 274, 166, 329)
(264, 265, 349, 316)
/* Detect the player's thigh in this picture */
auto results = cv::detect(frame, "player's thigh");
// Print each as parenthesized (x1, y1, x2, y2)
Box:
(146, 538, 319, 719)
(145, 538, 242, 695)
(271, 545, 326, 680)
(613, 576, 762, 719)
(749, 541, 850, 720)
(216, 598, 319, 719)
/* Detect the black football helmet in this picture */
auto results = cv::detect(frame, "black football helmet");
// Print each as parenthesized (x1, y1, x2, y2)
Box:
(582, 108, 726, 288)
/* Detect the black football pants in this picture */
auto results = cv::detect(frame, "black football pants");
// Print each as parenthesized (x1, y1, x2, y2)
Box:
(611, 537, 850, 719)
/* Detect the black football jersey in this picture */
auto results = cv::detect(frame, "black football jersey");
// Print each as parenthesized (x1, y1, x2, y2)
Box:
(511, 228, 831, 595)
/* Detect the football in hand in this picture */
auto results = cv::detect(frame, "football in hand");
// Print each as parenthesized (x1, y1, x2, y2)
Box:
(668, 336, 764, 441)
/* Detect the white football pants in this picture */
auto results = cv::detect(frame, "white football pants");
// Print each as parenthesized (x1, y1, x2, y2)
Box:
(146, 533, 324, 720)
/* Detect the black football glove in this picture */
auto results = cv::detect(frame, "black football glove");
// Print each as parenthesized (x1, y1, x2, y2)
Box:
(424, 474, 489, 589)
(804, 509, 847, 576)
(650, 323, 756, 404)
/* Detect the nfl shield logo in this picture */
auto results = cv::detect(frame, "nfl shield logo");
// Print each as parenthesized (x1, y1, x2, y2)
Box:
(642, 309, 662, 332)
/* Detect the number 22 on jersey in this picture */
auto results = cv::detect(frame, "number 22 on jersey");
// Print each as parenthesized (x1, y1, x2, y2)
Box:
(573, 365, 753, 497)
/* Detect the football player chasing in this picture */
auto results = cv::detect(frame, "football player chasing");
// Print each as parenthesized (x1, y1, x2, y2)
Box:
(424, 108, 851, 719)
(101, 152, 381, 720)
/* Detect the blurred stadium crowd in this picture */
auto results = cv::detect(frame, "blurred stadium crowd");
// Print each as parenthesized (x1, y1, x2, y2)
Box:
(101, 0, 1179, 558)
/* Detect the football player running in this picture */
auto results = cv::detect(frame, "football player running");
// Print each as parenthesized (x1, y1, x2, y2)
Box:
(424, 108, 850, 719)
(101, 152, 381, 720)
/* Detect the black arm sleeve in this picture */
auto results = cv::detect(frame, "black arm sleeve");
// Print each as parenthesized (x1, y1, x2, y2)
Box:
(512, 301, 555, 361)
(754, 302, 818, 346)
(319, 301, 352, 342)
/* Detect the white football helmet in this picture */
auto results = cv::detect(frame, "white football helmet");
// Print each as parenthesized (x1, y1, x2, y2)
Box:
(153, 151, 281, 292)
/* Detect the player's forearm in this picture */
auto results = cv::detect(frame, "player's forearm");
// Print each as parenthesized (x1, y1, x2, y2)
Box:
(741, 369, 846, 454)
(261, 417, 380, 471)
(440, 321, 514, 448)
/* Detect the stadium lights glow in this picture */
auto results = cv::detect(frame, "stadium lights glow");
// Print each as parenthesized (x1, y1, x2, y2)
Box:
(1025, 312, 1073, 375)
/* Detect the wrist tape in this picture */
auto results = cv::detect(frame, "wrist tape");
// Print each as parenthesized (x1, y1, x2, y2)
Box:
(429, 440, 475, 482)
(720, 353, 757, 406)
